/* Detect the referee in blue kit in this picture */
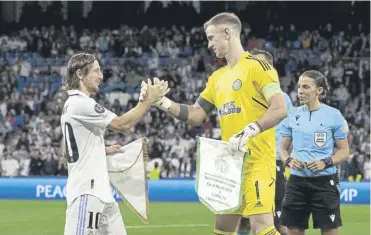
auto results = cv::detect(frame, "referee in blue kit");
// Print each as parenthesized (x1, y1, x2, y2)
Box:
(279, 70, 350, 235)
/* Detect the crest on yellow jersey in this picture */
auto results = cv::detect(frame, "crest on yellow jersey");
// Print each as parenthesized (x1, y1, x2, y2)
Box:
(232, 79, 242, 90)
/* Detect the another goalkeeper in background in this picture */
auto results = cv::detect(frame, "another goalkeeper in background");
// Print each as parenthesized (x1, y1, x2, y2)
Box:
(143, 12, 288, 235)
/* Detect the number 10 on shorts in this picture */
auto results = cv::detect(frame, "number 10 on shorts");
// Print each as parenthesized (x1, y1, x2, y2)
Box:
(87, 211, 101, 230)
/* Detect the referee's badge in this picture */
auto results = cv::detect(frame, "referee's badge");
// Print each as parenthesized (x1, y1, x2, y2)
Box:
(94, 103, 105, 114)
(232, 79, 242, 91)
(314, 132, 327, 148)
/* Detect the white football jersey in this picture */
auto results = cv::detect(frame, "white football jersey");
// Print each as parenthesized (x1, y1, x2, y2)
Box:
(61, 90, 117, 205)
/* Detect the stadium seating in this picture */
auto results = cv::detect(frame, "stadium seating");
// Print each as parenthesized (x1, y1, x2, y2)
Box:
(0, 2, 369, 181)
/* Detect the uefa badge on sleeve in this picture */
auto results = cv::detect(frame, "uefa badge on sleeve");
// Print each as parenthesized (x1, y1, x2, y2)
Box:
(94, 103, 105, 113)
(232, 79, 242, 91)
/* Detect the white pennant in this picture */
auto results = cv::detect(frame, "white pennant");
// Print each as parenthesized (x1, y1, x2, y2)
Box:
(195, 137, 246, 214)
(107, 138, 149, 223)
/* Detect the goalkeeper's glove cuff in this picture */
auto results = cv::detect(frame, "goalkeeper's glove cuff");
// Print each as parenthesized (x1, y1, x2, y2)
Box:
(245, 122, 262, 138)
(155, 97, 172, 111)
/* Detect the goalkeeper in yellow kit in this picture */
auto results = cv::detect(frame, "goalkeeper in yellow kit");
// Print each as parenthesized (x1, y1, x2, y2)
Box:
(145, 13, 288, 235)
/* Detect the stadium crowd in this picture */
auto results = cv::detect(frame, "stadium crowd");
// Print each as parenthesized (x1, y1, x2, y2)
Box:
(0, 2, 369, 181)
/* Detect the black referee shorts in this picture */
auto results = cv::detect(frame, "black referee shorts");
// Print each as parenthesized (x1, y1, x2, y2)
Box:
(280, 174, 342, 230)
(274, 160, 286, 228)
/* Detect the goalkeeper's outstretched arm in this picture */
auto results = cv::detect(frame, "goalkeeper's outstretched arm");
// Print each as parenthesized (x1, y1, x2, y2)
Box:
(155, 97, 213, 126)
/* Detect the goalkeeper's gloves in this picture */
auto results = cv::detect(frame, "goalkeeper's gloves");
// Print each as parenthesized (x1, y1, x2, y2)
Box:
(149, 77, 172, 111)
(154, 96, 172, 111)
(228, 122, 262, 152)
(139, 78, 170, 107)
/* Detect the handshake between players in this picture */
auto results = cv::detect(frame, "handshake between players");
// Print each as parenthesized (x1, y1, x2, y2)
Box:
(139, 77, 171, 108)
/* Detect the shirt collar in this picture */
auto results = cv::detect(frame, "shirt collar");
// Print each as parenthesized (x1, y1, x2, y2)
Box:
(303, 103, 322, 112)
(228, 51, 251, 68)
(67, 90, 89, 98)
(238, 51, 251, 63)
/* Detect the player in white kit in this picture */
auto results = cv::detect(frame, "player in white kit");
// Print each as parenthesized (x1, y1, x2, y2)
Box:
(61, 52, 168, 235)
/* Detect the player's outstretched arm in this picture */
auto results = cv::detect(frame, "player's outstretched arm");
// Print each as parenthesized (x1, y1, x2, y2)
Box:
(143, 77, 211, 126)
(161, 99, 209, 126)
(108, 79, 169, 132)
(108, 100, 150, 132)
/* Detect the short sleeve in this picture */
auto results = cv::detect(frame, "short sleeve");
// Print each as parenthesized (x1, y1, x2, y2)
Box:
(70, 98, 117, 130)
(280, 114, 292, 137)
(199, 76, 215, 105)
(333, 111, 349, 139)
(284, 93, 293, 111)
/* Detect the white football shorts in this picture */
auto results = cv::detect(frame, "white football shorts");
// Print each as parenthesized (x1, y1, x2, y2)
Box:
(64, 194, 127, 235)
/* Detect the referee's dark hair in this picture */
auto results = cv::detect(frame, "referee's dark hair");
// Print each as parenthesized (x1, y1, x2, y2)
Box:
(62, 52, 96, 90)
(250, 48, 274, 66)
(301, 70, 330, 100)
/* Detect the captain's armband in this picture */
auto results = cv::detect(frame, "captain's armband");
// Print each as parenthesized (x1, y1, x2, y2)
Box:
(261, 83, 282, 101)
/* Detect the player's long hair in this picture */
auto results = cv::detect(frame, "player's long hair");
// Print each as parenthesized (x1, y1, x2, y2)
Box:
(62, 52, 96, 90)
(301, 70, 330, 100)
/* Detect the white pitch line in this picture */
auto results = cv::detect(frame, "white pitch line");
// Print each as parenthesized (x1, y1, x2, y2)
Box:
(127, 224, 211, 229)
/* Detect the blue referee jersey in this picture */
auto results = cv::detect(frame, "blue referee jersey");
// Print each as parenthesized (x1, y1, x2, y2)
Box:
(281, 103, 349, 177)
(275, 92, 293, 160)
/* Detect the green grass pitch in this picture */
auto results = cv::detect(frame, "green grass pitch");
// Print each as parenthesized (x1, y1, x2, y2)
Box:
(0, 201, 369, 235)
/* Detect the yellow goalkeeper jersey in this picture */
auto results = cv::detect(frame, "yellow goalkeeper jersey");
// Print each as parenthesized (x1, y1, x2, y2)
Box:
(200, 51, 280, 166)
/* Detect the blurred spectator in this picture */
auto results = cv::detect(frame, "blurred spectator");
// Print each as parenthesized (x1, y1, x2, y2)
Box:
(1, 152, 20, 177)
(333, 84, 350, 111)
(29, 149, 43, 176)
(58, 156, 68, 176)
(149, 162, 161, 180)
(41, 152, 58, 176)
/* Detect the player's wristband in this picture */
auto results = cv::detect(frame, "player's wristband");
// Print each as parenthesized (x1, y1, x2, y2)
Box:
(285, 157, 293, 167)
(155, 97, 172, 111)
(321, 157, 334, 169)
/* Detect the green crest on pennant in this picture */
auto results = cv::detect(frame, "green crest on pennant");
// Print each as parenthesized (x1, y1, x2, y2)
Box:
(232, 79, 242, 90)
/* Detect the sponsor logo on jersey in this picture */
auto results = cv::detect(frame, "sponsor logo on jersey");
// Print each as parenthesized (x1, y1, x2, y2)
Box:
(217, 101, 241, 117)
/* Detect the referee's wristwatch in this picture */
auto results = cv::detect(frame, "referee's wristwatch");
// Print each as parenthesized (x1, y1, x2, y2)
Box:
(285, 157, 293, 167)
(321, 157, 334, 169)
